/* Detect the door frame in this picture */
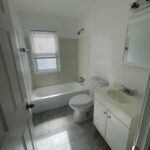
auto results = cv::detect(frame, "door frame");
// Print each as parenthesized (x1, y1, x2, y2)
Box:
(132, 74, 150, 150)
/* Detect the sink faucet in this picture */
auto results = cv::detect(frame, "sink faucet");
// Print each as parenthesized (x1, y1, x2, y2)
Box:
(120, 85, 137, 96)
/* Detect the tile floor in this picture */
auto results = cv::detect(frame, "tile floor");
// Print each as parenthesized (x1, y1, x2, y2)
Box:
(33, 106, 111, 150)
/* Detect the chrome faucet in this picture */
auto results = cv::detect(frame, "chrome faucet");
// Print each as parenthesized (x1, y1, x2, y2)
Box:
(78, 77, 85, 83)
(120, 85, 137, 96)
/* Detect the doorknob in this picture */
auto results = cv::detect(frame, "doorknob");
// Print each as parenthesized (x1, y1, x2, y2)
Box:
(26, 104, 34, 110)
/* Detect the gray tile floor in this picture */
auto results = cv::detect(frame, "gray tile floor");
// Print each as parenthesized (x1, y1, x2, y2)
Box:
(33, 106, 111, 150)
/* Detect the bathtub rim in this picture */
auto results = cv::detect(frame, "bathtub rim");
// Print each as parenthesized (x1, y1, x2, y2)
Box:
(32, 87, 89, 102)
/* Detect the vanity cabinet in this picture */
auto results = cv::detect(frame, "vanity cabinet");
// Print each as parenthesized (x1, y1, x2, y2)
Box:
(106, 112, 129, 150)
(94, 98, 136, 150)
(94, 100, 107, 137)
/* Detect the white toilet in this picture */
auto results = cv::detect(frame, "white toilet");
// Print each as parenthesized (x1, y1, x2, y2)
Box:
(69, 76, 109, 122)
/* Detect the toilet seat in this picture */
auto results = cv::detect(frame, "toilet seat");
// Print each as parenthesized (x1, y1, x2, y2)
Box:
(69, 77, 108, 122)
(69, 94, 93, 122)
(69, 94, 93, 110)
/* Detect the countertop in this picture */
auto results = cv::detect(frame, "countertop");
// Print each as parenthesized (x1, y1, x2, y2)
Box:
(95, 85, 144, 128)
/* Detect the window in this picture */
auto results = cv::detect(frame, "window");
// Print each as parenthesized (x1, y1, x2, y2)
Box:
(30, 31, 60, 73)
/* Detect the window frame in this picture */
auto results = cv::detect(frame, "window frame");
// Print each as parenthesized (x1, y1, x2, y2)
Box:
(29, 30, 61, 74)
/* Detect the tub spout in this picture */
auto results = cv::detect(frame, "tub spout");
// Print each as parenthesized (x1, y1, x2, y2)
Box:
(78, 77, 85, 83)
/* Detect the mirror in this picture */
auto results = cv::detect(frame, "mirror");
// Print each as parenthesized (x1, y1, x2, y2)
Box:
(123, 16, 150, 68)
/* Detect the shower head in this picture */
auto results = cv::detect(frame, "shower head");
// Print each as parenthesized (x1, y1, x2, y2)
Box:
(131, 2, 140, 9)
(131, 0, 150, 10)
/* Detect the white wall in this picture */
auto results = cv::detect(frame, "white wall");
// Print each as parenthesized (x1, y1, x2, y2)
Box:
(78, 35, 90, 88)
(19, 12, 79, 88)
(78, 0, 150, 94)
(19, 12, 79, 39)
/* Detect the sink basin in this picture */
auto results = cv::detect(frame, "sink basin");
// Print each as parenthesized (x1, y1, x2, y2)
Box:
(107, 90, 129, 103)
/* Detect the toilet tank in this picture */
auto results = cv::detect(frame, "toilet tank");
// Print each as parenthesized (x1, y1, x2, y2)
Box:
(89, 76, 109, 98)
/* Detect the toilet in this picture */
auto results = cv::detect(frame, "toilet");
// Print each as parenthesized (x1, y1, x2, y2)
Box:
(69, 76, 109, 122)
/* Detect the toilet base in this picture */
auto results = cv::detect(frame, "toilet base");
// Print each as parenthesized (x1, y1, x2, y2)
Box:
(73, 107, 93, 123)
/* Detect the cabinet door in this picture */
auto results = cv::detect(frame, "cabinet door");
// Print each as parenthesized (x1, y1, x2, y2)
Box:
(106, 112, 129, 150)
(94, 99, 107, 137)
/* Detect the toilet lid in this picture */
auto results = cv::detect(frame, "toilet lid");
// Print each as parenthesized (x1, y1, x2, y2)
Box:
(70, 94, 92, 106)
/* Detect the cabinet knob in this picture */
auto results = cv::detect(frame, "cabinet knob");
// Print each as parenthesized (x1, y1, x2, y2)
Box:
(104, 111, 107, 115)
(108, 115, 111, 119)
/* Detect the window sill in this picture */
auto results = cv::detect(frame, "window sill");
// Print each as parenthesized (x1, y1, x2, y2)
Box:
(33, 69, 61, 75)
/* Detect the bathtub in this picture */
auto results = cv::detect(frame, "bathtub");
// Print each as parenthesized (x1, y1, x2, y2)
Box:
(32, 82, 89, 113)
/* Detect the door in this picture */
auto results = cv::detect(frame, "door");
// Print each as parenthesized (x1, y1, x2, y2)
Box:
(106, 111, 129, 150)
(0, 0, 34, 150)
(132, 75, 150, 150)
(93, 99, 107, 137)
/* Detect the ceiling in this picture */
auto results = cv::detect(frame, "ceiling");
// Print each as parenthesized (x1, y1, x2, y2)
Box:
(14, 0, 93, 18)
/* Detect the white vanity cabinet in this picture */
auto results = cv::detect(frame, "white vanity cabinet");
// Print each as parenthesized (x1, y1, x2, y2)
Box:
(94, 98, 138, 150)
(94, 100, 107, 137)
(106, 111, 129, 150)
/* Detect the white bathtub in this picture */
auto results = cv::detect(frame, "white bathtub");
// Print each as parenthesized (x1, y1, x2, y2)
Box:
(32, 82, 88, 113)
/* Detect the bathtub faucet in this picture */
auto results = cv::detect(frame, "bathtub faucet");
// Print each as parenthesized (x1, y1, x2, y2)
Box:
(78, 77, 85, 83)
